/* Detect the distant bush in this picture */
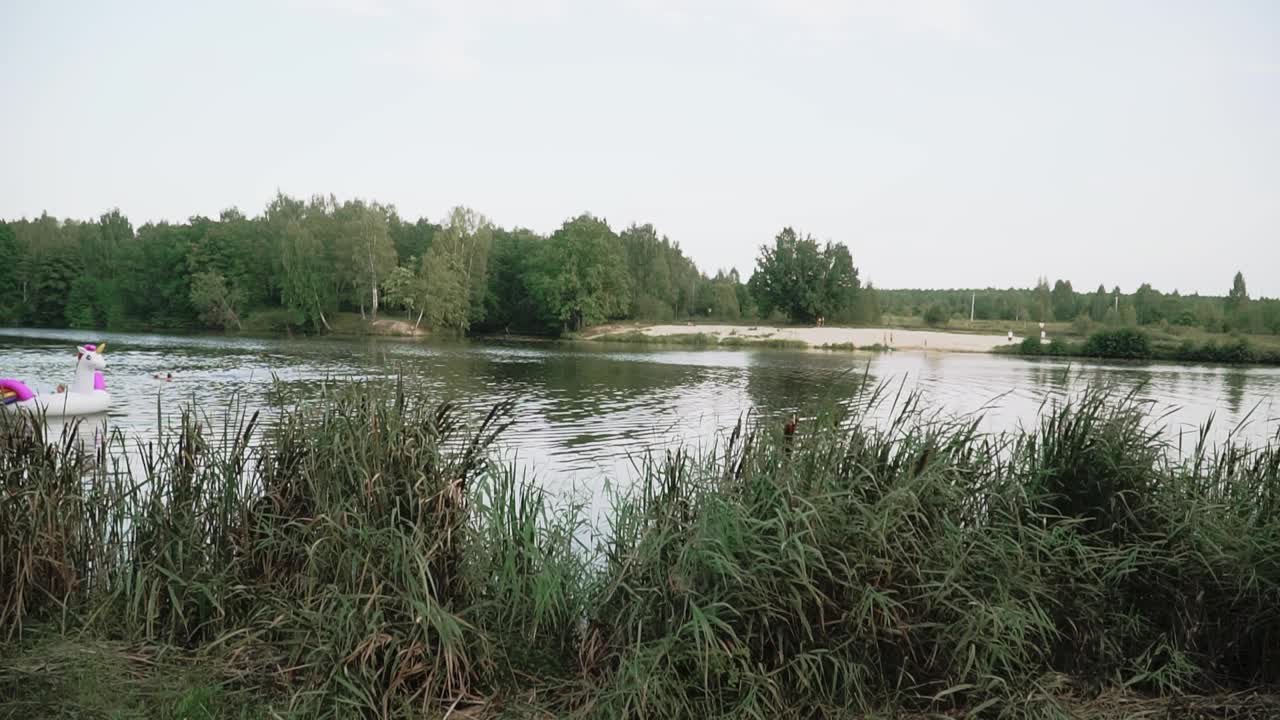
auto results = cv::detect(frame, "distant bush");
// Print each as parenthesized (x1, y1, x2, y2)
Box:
(1191, 338, 1255, 364)
(1046, 337, 1069, 355)
(923, 304, 949, 327)
(1071, 315, 1093, 336)
(1218, 338, 1255, 364)
(750, 337, 809, 349)
(632, 294, 675, 322)
(243, 308, 305, 333)
(1081, 328, 1152, 359)
(1019, 336, 1043, 355)
(820, 342, 889, 352)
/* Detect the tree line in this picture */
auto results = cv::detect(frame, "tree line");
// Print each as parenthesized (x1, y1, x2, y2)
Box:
(6, 197, 1270, 338)
(881, 273, 1280, 335)
(0, 196, 880, 335)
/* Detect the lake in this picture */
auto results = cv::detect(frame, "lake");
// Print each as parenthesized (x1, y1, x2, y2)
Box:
(3, 328, 1278, 498)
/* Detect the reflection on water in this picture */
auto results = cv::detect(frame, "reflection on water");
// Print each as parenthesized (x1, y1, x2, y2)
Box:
(3, 328, 1279, 491)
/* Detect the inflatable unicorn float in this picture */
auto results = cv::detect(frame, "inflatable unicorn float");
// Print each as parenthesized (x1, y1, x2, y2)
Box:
(1, 343, 111, 417)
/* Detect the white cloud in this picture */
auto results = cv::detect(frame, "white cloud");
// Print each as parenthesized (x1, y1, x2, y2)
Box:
(755, 0, 986, 38)
(288, 0, 394, 17)
(374, 28, 478, 80)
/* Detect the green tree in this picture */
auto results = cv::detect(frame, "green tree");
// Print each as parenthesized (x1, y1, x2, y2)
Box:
(420, 207, 493, 333)
(528, 214, 631, 332)
(343, 201, 397, 319)
(748, 228, 859, 322)
(420, 248, 469, 333)
(731, 268, 756, 320)
(279, 219, 334, 330)
(705, 271, 741, 320)
(923, 303, 949, 327)
(378, 263, 419, 319)
(190, 271, 244, 329)
(388, 212, 438, 265)
(118, 221, 198, 327)
(1032, 277, 1052, 322)
(620, 224, 674, 318)
(1133, 283, 1160, 325)
(1226, 271, 1249, 329)
(855, 282, 882, 324)
(0, 223, 24, 321)
(1050, 280, 1076, 323)
(480, 228, 545, 333)
(1227, 271, 1248, 310)
(819, 243, 861, 322)
(64, 276, 99, 328)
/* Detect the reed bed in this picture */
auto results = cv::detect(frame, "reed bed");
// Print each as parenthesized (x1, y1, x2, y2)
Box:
(1, 382, 1278, 718)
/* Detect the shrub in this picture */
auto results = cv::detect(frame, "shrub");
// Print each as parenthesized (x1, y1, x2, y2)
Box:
(1174, 309, 1198, 326)
(1081, 328, 1153, 359)
(1218, 338, 1255, 364)
(1046, 337, 1069, 355)
(1020, 336, 1044, 355)
(632, 294, 675, 322)
(243, 307, 305, 333)
(1191, 338, 1256, 364)
(923, 304, 949, 327)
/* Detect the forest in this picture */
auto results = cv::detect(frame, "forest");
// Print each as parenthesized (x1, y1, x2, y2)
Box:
(1, 195, 1276, 338)
(881, 274, 1280, 336)
(0, 197, 877, 335)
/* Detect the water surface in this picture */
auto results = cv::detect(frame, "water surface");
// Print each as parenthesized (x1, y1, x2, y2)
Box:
(3, 328, 1278, 495)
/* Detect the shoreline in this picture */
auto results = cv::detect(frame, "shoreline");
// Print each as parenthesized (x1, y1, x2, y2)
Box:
(589, 323, 1020, 353)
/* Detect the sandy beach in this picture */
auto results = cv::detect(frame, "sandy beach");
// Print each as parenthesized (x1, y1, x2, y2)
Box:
(599, 324, 1021, 353)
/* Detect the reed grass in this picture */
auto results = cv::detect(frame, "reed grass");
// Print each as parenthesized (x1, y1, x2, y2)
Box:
(1, 382, 1277, 718)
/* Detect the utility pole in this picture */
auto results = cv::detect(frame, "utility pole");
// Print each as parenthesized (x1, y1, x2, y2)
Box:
(970, 292, 975, 322)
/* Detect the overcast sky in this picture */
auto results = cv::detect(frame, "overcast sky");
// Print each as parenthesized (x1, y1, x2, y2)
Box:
(2, 0, 1277, 296)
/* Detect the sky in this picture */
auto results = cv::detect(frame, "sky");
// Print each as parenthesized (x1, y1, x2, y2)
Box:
(2, 0, 1277, 296)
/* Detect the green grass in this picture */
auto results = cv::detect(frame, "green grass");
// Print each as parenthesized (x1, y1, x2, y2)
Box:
(819, 342, 891, 352)
(0, 636, 270, 719)
(2, 382, 1279, 717)
(1002, 327, 1280, 365)
(880, 313, 1071, 336)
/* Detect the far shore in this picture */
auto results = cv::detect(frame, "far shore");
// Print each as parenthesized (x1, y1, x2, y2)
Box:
(591, 323, 1021, 353)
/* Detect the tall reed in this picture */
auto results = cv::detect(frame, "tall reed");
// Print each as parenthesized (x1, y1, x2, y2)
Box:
(1, 382, 1277, 717)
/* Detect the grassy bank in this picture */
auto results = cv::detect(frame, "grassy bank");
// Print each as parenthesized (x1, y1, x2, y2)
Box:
(1002, 327, 1280, 365)
(3, 384, 1279, 718)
